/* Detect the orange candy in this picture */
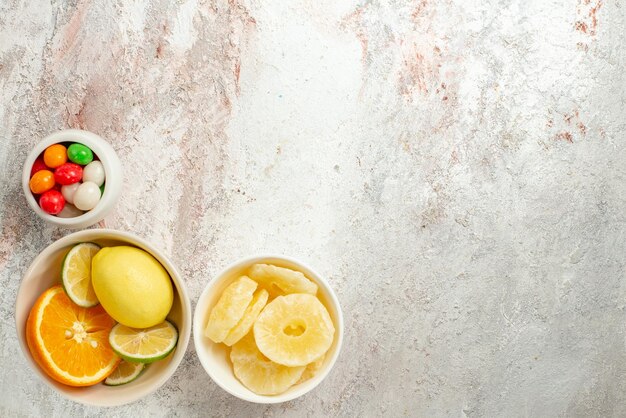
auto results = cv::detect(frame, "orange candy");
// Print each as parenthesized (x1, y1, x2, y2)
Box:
(29, 170, 55, 194)
(43, 144, 67, 168)
(26, 286, 120, 386)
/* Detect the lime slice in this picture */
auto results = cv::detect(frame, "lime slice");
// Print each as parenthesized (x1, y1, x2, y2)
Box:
(109, 320, 178, 363)
(61, 242, 101, 307)
(104, 360, 145, 386)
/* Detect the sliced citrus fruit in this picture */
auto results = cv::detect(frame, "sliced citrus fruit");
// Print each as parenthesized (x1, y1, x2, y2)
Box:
(108, 320, 178, 363)
(204, 276, 257, 343)
(254, 293, 335, 367)
(61, 242, 101, 307)
(248, 264, 318, 297)
(230, 333, 305, 395)
(26, 285, 120, 386)
(104, 360, 145, 386)
(223, 289, 269, 346)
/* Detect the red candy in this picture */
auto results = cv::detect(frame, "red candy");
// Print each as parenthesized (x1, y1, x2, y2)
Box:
(39, 190, 65, 215)
(31, 157, 48, 177)
(54, 163, 83, 185)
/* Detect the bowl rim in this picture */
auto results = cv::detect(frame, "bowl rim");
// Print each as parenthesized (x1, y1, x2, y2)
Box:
(15, 228, 192, 407)
(193, 254, 344, 404)
(21, 129, 122, 228)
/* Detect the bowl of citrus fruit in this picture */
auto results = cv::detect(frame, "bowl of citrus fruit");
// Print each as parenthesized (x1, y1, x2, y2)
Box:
(15, 229, 191, 406)
(193, 255, 343, 403)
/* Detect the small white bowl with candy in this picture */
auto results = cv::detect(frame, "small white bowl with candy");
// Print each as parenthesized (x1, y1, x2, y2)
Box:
(22, 129, 122, 229)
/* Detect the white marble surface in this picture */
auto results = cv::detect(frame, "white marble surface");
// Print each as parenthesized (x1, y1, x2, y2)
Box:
(1, 0, 626, 416)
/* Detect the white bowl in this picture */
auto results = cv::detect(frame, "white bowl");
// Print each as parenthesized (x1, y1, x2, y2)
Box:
(22, 129, 122, 229)
(15, 229, 192, 407)
(193, 255, 344, 403)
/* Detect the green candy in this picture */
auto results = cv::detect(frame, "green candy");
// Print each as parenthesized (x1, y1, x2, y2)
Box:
(67, 143, 94, 165)
(99, 183, 105, 196)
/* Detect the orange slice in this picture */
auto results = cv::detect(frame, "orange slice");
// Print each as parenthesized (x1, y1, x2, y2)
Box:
(26, 285, 120, 386)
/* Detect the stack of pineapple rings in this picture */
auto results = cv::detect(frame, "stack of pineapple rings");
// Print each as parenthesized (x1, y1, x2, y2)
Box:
(205, 264, 335, 395)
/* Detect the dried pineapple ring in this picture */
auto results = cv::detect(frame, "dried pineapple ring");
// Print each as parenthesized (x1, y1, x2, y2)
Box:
(296, 354, 325, 384)
(205, 276, 257, 343)
(248, 264, 318, 297)
(223, 289, 269, 346)
(230, 333, 305, 395)
(254, 293, 334, 367)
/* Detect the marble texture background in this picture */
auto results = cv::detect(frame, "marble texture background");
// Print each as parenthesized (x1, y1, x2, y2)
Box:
(1, 0, 626, 416)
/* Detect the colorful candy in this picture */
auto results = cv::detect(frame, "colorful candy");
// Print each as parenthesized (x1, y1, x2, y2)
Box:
(43, 144, 68, 168)
(28, 141, 106, 218)
(31, 157, 48, 177)
(61, 183, 80, 205)
(57, 203, 84, 218)
(67, 143, 93, 165)
(29, 170, 55, 194)
(73, 182, 101, 211)
(82, 161, 105, 186)
(54, 163, 83, 185)
(39, 190, 65, 215)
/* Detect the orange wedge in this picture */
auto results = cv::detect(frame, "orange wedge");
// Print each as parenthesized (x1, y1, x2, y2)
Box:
(26, 285, 120, 386)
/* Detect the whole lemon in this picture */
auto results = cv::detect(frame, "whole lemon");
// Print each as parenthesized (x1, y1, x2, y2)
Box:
(92, 246, 174, 328)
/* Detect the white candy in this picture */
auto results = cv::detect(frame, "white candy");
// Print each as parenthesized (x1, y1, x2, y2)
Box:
(82, 161, 105, 186)
(73, 182, 101, 211)
(57, 203, 84, 218)
(61, 183, 80, 205)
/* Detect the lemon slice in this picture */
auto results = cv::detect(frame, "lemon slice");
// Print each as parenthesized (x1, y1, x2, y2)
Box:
(109, 320, 178, 363)
(61, 242, 101, 307)
(104, 360, 145, 386)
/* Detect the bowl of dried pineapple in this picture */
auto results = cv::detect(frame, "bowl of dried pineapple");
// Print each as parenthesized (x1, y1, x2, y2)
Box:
(193, 255, 343, 403)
